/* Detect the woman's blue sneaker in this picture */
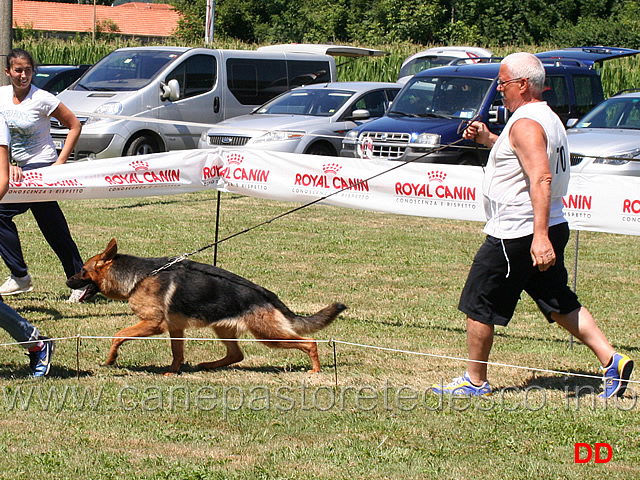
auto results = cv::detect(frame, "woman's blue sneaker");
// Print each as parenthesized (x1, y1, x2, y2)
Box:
(28, 337, 55, 377)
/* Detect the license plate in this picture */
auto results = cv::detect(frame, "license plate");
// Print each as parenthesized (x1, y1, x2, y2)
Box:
(53, 139, 64, 150)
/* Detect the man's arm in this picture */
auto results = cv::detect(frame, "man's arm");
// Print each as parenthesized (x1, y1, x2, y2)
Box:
(509, 118, 556, 271)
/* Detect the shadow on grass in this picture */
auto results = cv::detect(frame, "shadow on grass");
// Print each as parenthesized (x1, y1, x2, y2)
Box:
(108, 362, 310, 376)
(99, 194, 228, 211)
(0, 363, 93, 379)
(515, 370, 602, 396)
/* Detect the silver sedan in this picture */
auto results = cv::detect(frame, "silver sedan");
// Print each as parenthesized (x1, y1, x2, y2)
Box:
(568, 90, 640, 176)
(198, 82, 400, 157)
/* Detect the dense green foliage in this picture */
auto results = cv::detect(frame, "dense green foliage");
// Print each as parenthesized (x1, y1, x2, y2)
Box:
(170, 0, 640, 48)
(16, 37, 640, 98)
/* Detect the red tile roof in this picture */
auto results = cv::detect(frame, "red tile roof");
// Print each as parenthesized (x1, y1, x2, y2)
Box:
(13, 0, 182, 38)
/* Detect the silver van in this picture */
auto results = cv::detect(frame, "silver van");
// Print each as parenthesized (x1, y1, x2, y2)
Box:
(51, 45, 384, 160)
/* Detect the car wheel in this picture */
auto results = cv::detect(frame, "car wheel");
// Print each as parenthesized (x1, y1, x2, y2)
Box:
(305, 143, 336, 156)
(124, 135, 160, 156)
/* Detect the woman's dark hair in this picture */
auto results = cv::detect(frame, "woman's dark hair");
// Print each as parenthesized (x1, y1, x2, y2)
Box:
(6, 48, 35, 70)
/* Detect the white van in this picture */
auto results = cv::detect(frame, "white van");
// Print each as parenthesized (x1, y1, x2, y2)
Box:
(397, 46, 493, 84)
(51, 45, 385, 160)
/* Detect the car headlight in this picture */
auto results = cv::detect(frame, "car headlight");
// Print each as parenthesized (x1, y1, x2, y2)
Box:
(253, 130, 305, 144)
(593, 148, 640, 166)
(414, 133, 441, 147)
(343, 130, 360, 144)
(593, 157, 630, 166)
(85, 102, 123, 125)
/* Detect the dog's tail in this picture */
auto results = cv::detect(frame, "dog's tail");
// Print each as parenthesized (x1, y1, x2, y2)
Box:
(288, 302, 347, 335)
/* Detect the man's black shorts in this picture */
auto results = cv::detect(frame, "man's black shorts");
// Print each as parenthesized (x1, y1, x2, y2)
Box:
(458, 222, 581, 326)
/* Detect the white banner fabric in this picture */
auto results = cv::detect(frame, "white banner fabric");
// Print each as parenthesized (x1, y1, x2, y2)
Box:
(3, 148, 639, 237)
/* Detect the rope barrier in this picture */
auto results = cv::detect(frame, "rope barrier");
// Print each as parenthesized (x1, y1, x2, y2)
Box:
(1, 334, 637, 387)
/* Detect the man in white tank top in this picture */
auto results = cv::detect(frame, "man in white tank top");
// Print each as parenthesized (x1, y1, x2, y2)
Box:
(432, 53, 633, 399)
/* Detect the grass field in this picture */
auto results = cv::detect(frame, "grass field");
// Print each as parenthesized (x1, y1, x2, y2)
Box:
(0, 190, 638, 479)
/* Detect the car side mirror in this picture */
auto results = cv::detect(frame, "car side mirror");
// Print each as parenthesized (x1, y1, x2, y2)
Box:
(489, 105, 509, 124)
(160, 79, 180, 101)
(350, 109, 371, 121)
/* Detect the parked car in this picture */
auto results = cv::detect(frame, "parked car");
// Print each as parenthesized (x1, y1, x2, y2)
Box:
(397, 46, 493, 84)
(32, 64, 91, 95)
(50, 45, 384, 161)
(342, 46, 640, 166)
(567, 89, 640, 176)
(198, 82, 400, 156)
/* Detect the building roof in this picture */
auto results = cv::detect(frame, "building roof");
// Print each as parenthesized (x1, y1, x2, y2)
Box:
(13, 0, 181, 38)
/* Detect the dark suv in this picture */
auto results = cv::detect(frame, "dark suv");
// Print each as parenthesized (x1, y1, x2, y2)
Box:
(341, 47, 640, 166)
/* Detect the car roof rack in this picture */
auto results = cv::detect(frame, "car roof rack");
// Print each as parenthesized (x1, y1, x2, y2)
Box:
(538, 58, 589, 68)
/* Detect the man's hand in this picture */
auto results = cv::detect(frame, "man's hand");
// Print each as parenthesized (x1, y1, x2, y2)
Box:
(462, 121, 497, 148)
(531, 235, 556, 271)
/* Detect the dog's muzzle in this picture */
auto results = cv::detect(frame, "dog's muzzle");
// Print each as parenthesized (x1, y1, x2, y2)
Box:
(66, 275, 100, 302)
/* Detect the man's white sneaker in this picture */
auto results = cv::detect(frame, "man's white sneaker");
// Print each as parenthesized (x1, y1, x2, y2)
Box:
(0, 274, 33, 295)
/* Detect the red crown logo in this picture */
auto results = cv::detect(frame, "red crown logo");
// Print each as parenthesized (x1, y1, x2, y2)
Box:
(23, 171, 44, 182)
(226, 152, 244, 165)
(322, 163, 342, 175)
(427, 170, 447, 183)
(129, 160, 149, 171)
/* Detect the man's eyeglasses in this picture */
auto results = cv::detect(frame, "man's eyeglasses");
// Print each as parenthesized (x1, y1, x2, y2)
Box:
(497, 77, 524, 88)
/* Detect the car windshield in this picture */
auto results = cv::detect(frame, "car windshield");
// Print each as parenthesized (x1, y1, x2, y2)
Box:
(389, 76, 492, 119)
(256, 89, 354, 116)
(398, 56, 459, 79)
(73, 50, 183, 91)
(575, 96, 640, 129)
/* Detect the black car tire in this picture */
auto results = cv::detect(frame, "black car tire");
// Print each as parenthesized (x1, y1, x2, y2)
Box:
(305, 142, 336, 156)
(124, 135, 161, 156)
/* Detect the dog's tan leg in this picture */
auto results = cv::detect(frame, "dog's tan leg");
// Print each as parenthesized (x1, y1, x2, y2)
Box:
(197, 325, 244, 370)
(106, 321, 166, 365)
(165, 328, 185, 376)
(260, 337, 322, 372)
(247, 310, 323, 372)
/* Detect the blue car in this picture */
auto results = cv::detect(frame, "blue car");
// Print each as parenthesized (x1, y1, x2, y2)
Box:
(32, 64, 91, 95)
(341, 47, 640, 166)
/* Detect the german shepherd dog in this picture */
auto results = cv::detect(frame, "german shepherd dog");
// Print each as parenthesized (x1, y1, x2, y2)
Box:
(66, 239, 346, 375)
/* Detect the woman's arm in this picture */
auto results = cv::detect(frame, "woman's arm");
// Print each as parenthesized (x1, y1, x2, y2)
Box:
(0, 145, 10, 200)
(50, 102, 82, 165)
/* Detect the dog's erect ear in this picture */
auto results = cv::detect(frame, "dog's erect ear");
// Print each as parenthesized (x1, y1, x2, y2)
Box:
(103, 238, 118, 261)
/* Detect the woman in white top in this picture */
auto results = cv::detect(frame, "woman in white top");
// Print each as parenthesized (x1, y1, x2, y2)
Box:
(0, 48, 87, 302)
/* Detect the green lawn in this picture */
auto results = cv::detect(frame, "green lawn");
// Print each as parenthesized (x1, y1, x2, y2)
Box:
(0, 191, 638, 479)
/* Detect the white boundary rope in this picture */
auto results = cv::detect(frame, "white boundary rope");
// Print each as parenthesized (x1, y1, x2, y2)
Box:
(1, 334, 637, 387)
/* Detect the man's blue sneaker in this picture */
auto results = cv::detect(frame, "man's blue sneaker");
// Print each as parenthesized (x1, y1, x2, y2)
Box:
(599, 352, 633, 399)
(432, 371, 492, 396)
(28, 337, 55, 377)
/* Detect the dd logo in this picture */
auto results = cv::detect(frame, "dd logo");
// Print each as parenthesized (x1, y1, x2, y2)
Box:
(574, 443, 612, 463)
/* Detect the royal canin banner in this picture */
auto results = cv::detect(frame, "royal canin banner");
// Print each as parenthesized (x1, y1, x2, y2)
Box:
(3, 148, 639, 236)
